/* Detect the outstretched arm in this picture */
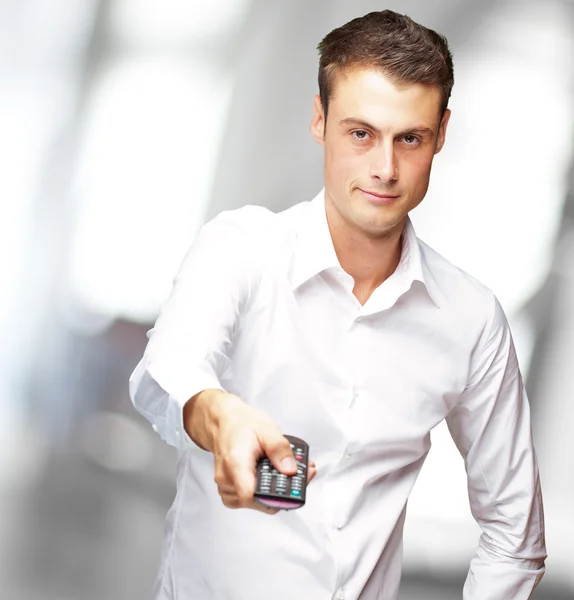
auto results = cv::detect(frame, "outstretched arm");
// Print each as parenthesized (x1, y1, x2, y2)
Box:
(129, 209, 256, 450)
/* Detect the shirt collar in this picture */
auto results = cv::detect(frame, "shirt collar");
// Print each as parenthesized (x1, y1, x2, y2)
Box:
(289, 188, 442, 309)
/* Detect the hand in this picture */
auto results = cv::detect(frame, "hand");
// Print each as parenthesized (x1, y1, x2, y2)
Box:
(212, 401, 317, 515)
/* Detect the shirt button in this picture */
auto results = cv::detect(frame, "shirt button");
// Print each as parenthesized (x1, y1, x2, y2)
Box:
(152, 424, 158, 433)
(335, 589, 345, 600)
(344, 453, 352, 460)
(175, 428, 180, 438)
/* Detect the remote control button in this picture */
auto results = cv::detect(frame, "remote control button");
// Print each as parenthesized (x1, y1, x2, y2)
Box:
(290, 490, 301, 496)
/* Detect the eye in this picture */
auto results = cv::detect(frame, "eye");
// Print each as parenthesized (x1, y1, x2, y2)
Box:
(402, 134, 421, 145)
(351, 130, 371, 142)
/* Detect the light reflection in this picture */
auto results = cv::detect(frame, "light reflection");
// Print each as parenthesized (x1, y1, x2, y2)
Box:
(67, 55, 233, 322)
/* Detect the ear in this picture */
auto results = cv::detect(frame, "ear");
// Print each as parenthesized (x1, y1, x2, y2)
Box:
(310, 94, 326, 146)
(434, 108, 451, 154)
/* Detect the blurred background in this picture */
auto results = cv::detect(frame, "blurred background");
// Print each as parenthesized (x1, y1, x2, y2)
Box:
(1, 0, 573, 598)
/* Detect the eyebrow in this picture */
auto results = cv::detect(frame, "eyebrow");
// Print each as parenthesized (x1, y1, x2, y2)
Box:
(338, 117, 434, 137)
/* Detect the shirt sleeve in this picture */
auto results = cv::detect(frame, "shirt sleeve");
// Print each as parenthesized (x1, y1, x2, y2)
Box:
(128, 209, 257, 450)
(445, 293, 547, 599)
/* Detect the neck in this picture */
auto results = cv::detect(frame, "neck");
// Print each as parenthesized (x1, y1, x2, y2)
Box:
(325, 202, 405, 304)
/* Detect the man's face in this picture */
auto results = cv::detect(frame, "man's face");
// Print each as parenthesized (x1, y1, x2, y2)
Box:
(310, 67, 450, 239)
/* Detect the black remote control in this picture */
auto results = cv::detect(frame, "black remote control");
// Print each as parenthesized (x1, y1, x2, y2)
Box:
(254, 435, 310, 510)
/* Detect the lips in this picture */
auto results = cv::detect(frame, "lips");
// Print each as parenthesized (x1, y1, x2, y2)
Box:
(358, 188, 399, 204)
(359, 188, 398, 199)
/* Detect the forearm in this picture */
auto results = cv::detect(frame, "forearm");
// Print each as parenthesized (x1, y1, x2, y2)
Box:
(183, 389, 245, 452)
(460, 448, 546, 599)
(129, 210, 254, 448)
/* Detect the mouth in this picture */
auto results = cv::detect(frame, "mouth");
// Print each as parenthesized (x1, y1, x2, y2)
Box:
(358, 188, 399, 204)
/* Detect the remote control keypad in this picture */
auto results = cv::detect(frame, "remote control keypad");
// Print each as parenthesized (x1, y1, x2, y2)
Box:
(255, 436, 309, 507)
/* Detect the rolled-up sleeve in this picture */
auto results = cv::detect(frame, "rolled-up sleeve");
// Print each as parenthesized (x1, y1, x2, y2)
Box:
(128, 209, 257, 450)
(446, 293, 547, 599)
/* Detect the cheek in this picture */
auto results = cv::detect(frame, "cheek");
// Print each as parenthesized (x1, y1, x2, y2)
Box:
(327, 144, 365, 179)
(402, 152, 434, 188)
(325, 143, 362, 181)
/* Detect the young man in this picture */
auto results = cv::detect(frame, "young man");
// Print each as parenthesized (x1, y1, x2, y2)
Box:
(129, 10, 546, 600)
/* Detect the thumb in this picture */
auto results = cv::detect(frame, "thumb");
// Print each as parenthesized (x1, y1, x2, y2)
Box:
(258, 428, 298, 476)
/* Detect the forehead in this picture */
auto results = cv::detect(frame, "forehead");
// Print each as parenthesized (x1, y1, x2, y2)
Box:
(329, 67, 442, 129)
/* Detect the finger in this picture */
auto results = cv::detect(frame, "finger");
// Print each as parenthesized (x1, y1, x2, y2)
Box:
(307, 465, 317, 483)
(217, 481, 236, 495)
(258, 429, 298, 476)
(222, 450, 258, 505)
(219, 491, 240, 509)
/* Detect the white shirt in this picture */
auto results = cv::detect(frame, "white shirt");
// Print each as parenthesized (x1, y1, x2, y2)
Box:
(129, 188, 546, 600)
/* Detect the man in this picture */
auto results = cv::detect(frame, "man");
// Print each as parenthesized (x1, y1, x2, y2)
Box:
(129, 10, 546, 600)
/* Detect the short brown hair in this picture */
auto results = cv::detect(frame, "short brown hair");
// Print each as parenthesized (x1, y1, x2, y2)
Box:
(317, 10, 454, 123)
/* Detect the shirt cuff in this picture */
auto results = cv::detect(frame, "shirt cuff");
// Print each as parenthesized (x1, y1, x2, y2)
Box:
(462, 555, 545, 599)
(129, 357, 225, 451)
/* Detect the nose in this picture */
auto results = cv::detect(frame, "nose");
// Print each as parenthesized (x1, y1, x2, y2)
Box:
(369, 141, 398, 183)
